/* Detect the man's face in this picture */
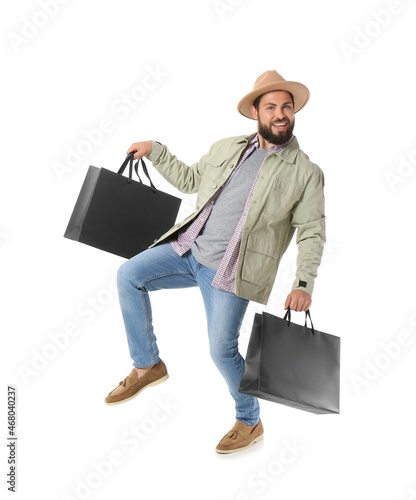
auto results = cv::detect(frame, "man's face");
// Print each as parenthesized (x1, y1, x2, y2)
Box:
(251, 90, 295, 145)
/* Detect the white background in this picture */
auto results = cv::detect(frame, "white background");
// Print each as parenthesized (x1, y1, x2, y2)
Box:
(2, 0, 416, 499)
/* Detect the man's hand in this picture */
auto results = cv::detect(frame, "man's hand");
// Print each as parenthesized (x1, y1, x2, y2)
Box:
(126, 141, 153, 160)
(284, 290, 311, 312)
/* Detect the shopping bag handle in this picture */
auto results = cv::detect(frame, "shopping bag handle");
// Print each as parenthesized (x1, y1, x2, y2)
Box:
(117, 153, 157, 193)
(283, 307, 315, 335)
(118, 152, 134, 181)
(134, 158, 156, 194)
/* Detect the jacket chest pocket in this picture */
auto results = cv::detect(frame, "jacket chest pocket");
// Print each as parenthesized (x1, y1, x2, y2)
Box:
(201, 160, 228, 183)
(196, 160, 228, 206)
(200, 159, 230, 194)
(263, 176, 303, 216)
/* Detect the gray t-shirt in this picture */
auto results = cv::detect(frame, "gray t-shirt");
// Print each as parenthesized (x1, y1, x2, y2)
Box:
(191, 147, 268, 270)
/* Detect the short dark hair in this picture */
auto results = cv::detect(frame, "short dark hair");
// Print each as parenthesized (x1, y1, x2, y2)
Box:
(253, 91, 294, 111)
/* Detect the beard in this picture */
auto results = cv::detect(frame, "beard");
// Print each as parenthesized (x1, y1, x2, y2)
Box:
(258, 118, 294, 145)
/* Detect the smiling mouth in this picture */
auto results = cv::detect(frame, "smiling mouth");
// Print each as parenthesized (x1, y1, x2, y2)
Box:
(272, 122, 288, 129)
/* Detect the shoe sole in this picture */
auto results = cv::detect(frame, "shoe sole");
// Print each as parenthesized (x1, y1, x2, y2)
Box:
(215, 433, 264, 454)
(104, 374, 169, 406)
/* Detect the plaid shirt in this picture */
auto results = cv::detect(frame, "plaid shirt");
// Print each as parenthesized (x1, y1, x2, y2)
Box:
(170, 134, 294, 293)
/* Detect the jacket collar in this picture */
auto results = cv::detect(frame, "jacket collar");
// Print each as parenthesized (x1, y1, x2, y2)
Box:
(278, 136, 299, 164)
(242, 132, 257, 144)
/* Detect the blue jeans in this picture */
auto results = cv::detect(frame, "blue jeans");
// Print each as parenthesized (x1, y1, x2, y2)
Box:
(117, 242, 260, 425)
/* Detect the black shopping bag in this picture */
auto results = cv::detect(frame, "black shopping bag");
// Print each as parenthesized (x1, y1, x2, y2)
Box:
(64, 153, 181, 258)
(239, 308, 340, 414)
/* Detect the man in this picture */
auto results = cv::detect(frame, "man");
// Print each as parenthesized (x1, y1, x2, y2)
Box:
(105, 70, 326, 454)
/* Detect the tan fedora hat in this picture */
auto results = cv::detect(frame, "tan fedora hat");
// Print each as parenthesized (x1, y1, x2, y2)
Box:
(237, 70, 310, 119)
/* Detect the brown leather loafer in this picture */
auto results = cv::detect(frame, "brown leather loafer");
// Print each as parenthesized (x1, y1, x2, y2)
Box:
(215, 420, 264, 454)
(105, 359, 168, 405)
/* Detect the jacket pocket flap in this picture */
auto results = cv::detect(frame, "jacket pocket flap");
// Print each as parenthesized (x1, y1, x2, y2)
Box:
(274, 177, 303, 200)
(247, 233, 277, 258)
(206, 159, 228, 168)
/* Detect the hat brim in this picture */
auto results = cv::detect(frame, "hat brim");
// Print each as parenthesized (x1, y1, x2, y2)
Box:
(237, 81, 310, 119)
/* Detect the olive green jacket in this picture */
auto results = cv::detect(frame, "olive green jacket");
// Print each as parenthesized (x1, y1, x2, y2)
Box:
(146, 133, 326, 305)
